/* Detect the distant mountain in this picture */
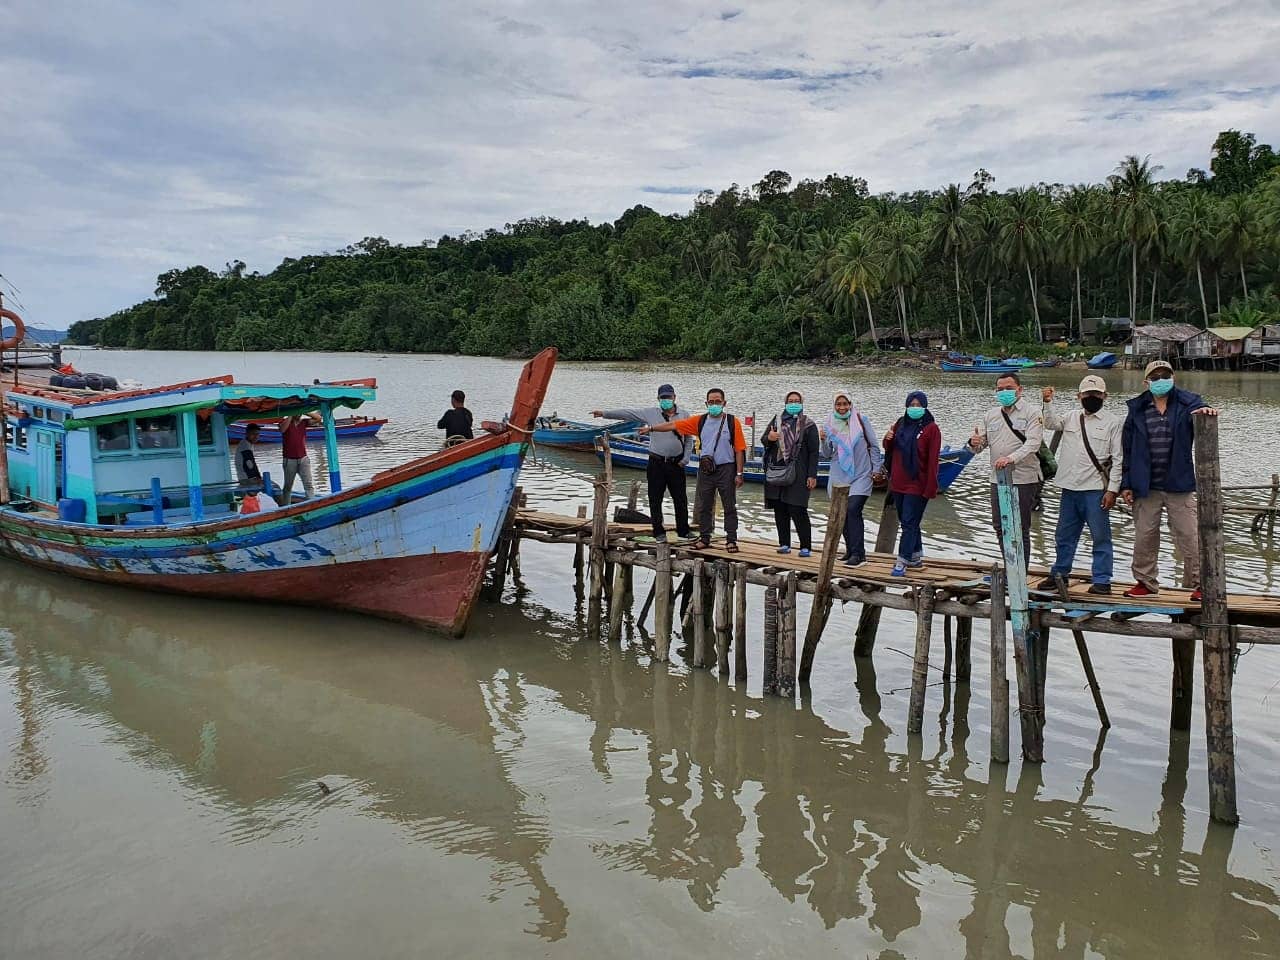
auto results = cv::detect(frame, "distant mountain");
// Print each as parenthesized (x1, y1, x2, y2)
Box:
(2, 326, 67, 344)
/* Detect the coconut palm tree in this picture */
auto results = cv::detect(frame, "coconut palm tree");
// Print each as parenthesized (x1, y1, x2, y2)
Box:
(997, 189, 1054, 341)
(706, 231, 739, 284)
(966, 204, 1003, 340)
(1169, 191, 1219, 326)
(748, 219, 788, 272)
(926, 184, 975, 343)
(832, 230, 882, 344)
(1218, 193, 1260, 302)
(1057, 186, 1100, 337)
(1108, 155, 1162, 325)
(869, 212, 923, 345)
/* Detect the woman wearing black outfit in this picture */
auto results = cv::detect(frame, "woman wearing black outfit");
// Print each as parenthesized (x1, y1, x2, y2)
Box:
(762, 390, 820, 556)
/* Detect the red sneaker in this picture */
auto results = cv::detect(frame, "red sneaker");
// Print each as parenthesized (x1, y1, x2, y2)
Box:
(1123, 583, 1157, 599)
(1190, 588, 1203, 602)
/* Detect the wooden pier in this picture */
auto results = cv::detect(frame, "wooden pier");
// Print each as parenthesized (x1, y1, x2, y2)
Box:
(501, 418, 1277, 825)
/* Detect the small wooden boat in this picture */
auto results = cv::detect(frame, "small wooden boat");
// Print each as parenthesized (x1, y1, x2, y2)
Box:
(227, 415, 387, 442)
(532, 416, 642, 450)
(1087, 352, 1118, 369)
(939, 358, 1025, 375)
(0, 349, 557, 635)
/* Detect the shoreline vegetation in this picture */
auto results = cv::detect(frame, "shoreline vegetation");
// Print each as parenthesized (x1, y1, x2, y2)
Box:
(69, 131, 1280, 363)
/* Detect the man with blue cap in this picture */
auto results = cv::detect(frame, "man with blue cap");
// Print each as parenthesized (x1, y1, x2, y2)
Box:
(593, 385, 695, 542)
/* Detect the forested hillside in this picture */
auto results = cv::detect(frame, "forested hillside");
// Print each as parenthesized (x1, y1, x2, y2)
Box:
(70, 131, 1280, 360)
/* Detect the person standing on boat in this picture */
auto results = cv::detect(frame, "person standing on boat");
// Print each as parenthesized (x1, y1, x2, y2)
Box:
(233, 424, 263, 486)
(279, 414, 316, 503)
(821, 389, 884, 567)
(1119, 360, 1219, 601)
(969, 372, 1043, 565)
(882, 391, 941, 576)
(438, 390, 474, 446)
(640, 388, 746, 552)
(591, 384, 695, 543)
(761, 391, 820, 556)
(1035, 376, 1124, 595)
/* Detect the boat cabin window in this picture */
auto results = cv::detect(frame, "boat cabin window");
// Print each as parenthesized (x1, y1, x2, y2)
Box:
(195, 413, 215, 448)
(31, 406, 45, 420)
(46, 409, 65, 423)
(7, 422, 28, 450)
(135, 415, 179, 450)
(96, 421, 132, 452)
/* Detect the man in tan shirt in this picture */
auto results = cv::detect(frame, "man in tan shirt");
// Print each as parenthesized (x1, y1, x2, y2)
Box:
(969, 372, 1044, 565)
(1035, 375, 1124, 594)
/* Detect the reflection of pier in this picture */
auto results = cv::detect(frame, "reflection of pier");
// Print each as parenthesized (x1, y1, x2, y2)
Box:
(3, 566, 1277, 954)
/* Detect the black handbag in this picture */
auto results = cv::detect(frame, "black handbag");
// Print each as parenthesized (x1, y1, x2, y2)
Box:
(764, 414, 800, 486)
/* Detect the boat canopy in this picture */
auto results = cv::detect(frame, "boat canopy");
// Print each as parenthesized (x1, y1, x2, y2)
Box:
(7, 376, 380, 430)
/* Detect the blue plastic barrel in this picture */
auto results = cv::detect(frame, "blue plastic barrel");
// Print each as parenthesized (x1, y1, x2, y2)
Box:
(57, 498, 87, 522)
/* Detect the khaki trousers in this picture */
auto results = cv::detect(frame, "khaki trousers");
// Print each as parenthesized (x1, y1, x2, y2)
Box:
(1131, 491, 1199, 591)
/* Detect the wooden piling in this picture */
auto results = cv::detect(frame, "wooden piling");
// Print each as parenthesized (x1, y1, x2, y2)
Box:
(907, 586, 937, 735)
(586, 470, 610, 635)
(799, 485, 848, 684)
(942, 615, 953, 680)
(1171, 636, 1195, 730)
(622, 481, 639, 603)
(853, 495, 899, 658)
(989, 565, 1010, 763)
(654, 540, 673, 662)
(778, 571, 798, 698)
(763, 586, 779, 695)
(492, 487, 520, 591)
(1268, 471, 1279, 540)
(608, 560, 627, 642)
(573, 504, 587, 598)
(691, 558, 707, 668)
(1194, 415, 1237, 824)
(733, 563, 748, 682)
(956, 614, 973, 682)
(996, 467, 1044, 762)
(714, 561, 731, 674)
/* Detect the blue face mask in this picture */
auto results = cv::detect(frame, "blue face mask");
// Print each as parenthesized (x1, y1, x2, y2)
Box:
(834, 409, 852, 420)
(706, 404, 724, 417)
(658, 398, 675, 411)
(906, 406, 926, 420)
(1148, 378, 1174, 397)
(996, 388, 1018, 407)
(784, 402, 803, 416)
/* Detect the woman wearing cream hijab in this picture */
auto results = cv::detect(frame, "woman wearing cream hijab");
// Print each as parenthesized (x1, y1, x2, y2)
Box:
(820, 389, 884, 566)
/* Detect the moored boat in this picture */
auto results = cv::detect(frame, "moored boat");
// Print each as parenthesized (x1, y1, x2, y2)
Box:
(1087, 352, 1118, 369)
(532, 416, 642, 449)
(227, 413, 387, 442)
(939, 359, 1025, 375)
(0, 348, 558, 634)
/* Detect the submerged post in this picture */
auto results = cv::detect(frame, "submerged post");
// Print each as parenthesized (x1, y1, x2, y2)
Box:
(180, 411, 204, 521)
(691, 558, 707, 668)
(854, 495, 899, 658)
(1194, 415, 1237, 824)
(762, 586, 779, 695)
(654, 540, 673, 662)
(778, 571, 798, 698)
(800, 485, 848, 684)
(587, 464, 610, 635)
(733, 563, 748, 682)
(319, 401, 342, 493)
(714, 560, 731, 674)
(996, 467, 1044, 762)
(907, 586, 937, 735)
(989, 565, 1010, 763)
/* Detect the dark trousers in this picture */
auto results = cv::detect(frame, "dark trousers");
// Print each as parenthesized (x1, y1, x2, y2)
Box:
(772, 502, 812, 549)
(646, 456, 691, 537)
(694, 462, 738, 544)
(844, 494, 869, 560)
(990, 482, 1037, 566)
(892, 492, 928, 562)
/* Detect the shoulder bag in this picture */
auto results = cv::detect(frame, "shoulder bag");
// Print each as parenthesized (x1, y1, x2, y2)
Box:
(764, 413, 798, 486)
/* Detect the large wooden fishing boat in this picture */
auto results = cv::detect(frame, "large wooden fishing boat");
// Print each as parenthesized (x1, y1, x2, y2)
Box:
(0, 348, 557, 634)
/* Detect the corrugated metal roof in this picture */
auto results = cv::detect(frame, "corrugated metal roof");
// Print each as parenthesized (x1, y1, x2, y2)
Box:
(1205, 326, 1253, 341)
(1132, 324, 1200, 342)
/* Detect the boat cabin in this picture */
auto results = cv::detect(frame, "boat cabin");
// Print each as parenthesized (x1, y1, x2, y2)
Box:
(2, 375, 376, 525)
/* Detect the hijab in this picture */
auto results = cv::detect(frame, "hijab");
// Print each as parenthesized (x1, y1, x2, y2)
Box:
(777, 391, 808, 456)
(825, 389, 862, 475)
(893, 390, 935, 479)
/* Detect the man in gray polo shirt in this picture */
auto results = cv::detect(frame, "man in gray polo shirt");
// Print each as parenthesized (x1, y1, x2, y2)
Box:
(969, 371, 1044, 565)
(593, 384, 695, 542)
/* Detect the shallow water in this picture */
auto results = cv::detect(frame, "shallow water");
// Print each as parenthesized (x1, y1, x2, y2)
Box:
(2, 350, 1279, 959)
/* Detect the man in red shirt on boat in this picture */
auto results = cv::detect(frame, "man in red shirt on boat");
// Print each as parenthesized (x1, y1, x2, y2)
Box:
(280, 414, 320, 502)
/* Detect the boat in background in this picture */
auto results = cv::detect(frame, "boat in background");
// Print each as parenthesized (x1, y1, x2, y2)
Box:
(0, 349, 558, 635)
(533, 415, 641, 450)
(227, 415, 386, 443)
(1087, 352, 1118, 369)
(939, 357, 1024, 375)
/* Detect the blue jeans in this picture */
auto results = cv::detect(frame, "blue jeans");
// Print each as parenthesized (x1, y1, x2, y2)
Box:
(1052, 488, 1114, 584)
(892, 492, 928, 563)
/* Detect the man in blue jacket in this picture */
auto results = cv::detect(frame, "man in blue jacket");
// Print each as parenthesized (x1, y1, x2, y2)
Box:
(1120, 359, 1219, 600)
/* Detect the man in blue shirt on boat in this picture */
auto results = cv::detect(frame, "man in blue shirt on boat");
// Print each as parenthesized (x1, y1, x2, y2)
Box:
(593, 384, 695, 543)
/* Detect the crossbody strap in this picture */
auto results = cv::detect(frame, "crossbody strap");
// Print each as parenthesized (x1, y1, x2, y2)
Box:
(1000, 407, 1026, 443)
(1078, 413, 1109, 480)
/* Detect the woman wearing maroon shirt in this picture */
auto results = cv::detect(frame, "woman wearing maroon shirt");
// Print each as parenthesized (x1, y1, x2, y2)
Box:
(881, 391, 942, 576)
(280, 415, 316, 502)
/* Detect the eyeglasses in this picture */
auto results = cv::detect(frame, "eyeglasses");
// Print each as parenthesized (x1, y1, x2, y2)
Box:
(1148, 370, 1172, 381)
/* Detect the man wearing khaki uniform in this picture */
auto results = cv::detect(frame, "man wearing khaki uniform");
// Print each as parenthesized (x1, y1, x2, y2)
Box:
(1120, 359, 1219, 601)
(969, 372, 1044, 565)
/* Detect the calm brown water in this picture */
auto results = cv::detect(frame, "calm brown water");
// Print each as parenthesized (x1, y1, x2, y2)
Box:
(2, 350, 1279, 959)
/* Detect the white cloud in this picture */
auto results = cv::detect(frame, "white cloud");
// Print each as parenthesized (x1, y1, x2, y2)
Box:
(1, 0, 1277, 326)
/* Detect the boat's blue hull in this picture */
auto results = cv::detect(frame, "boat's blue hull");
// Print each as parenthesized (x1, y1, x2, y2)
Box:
(532, 418, 642, 449)
(939, 360, 1024, 374)
(1087, 353, 1118, 369)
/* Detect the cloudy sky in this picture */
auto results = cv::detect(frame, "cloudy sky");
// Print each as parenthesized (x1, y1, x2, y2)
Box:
(2, 0, 1278, 328)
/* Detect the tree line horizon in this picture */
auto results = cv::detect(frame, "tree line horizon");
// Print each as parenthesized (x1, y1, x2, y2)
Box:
(69, 129, 1280, 361)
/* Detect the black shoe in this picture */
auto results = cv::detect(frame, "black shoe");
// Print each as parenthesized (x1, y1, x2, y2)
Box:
(1034, 577, 1061, 592)
(1087, 583, 1112, 596)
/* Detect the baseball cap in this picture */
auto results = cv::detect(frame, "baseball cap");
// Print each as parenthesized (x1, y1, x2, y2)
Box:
(657, 383, 676, 398)
(1143, 359, 1173, 378)
(1078, 374, 1107, 393)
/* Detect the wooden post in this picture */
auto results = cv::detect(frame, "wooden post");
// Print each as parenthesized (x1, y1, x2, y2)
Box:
(942, 615, 953, 680)
(778, 571, 798, 698)
(637, 579, 657, 628)
(799, 485, 848, 684)
(1194, 415, 1237, 824)
(586, 466, 610, 636)
(1268, 472, 1279, 540)
(691, 559, 707, 668)
(956, 615, 973, 682)
(573, 504, 587, 598)
(996, 467, 1044, 762)
(492, 486, 520, 591)
(608, 561, 627, 642)
(907, 586, 937, 735)
(1171, 636, 1195, 730)
(1053, 580, 1110, 729)
(714, 561, 731, 674)
(654, 540, 673, 662)
(854, 494, 899, 658)
(762, 586, 779, 694)
(989, 565, 1010, 763)
(622, 480, 639, 602)
(733, 563, 748, 682)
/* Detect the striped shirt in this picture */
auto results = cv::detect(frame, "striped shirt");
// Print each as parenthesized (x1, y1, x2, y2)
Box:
(1145, 404, 1174, 490)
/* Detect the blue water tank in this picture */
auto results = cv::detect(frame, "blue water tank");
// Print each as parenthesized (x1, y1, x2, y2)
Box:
(57, 498, 87, 522)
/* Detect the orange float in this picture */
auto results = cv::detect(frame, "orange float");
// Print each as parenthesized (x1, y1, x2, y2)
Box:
(0, 307, 26, 351)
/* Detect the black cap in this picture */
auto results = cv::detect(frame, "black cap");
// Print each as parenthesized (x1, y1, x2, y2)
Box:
(657, 384, 675, 398)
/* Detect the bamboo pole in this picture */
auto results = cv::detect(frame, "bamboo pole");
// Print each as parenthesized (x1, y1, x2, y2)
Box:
(714, 560, 731, 674)
(778, 571, 798, 698)
(854, 494, 898, 658)
(1194, 415, 1237, 824)
(989, 565, 1010, 763)
(763, 585, 779, 695)
(691, 558, 707, 668)
(799, 485, 848, 685)
(996, 467, 1044, 762)
(733, 562, 747, 682)
(907, 586, 937, 735)
(654, 540, 673, 662)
